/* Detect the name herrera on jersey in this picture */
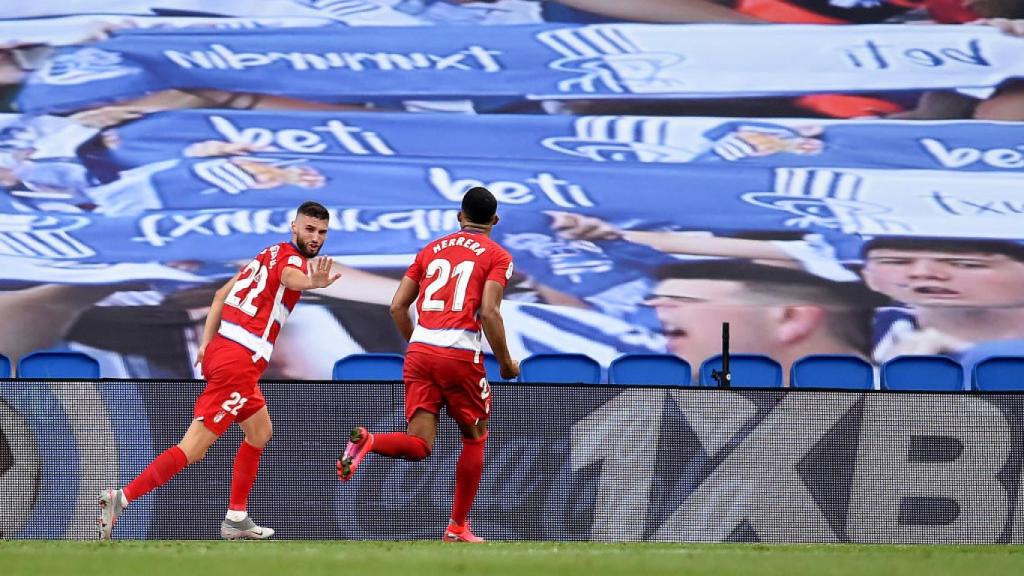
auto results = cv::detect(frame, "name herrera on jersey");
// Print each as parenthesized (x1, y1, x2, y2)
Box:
(433, 235, 486, 256)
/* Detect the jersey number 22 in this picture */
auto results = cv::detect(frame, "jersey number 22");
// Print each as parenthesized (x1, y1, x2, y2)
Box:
(225, 260, 268, 316)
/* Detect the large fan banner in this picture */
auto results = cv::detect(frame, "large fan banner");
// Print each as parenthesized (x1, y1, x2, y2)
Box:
(16, 24, 1024, 113)
(105, 110, 1024, 171)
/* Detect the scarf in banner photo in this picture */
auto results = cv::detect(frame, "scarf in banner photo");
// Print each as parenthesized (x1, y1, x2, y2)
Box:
(101, 110, 1024, 172)
(16, 24, 1024, 113)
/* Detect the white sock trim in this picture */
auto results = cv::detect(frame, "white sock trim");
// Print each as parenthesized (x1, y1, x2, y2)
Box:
(225, 510, 248, 522)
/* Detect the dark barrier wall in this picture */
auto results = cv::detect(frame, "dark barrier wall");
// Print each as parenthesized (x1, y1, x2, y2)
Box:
(1, 380, 1023, 543)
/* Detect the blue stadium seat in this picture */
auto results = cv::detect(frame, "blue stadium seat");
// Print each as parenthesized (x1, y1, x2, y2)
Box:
(791, 354, 874, 390)
(332, 353, 405, 381)
(958, 340, 1024, 390)
(17, 351, 100, 379)
(972, 356, 1024, 392)
(880, 355, 963, 392)
(520, 353, 601, 385)
(608, 353, 691, 386)
(698, 354, 782, 388)
(483, 353, 516, 382)
(0, 353, 9, 378)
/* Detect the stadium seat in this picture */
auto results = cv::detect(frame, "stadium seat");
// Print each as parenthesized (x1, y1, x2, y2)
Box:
(17, 351, 100, 379)
(698, 354, 782, 388)
(790, 354, 874, 390)
(332, 353, 405, 381)
(880, 355, 963, 392)
(520, 353, 601, 385)
(483, 353, 517, 382)
(972, 356, 1024, 392)
(958, 340, 1024, 391)
(0, 353, 9, 378)
(608, 353, 691, 386)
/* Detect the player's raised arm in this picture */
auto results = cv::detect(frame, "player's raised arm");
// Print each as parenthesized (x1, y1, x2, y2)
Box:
(389, 276, 420, 342)
(196, 271, 240, 366)
(312, 262, 400, 306)
(281, 256, 342, 291)
(480, 279, 519, 380)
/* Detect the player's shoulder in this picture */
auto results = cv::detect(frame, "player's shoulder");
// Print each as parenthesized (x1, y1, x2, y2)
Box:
(266, 242, 307, 269)
(484, 235, 513, 260)
(465, 233, 510, 263)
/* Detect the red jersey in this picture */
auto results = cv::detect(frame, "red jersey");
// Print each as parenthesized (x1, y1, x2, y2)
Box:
(405, 230, 514, 363)
(217, 242, 309, 365)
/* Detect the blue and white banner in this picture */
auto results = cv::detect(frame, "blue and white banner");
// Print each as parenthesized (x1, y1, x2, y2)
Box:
(105, 110, 1024, 171)
(6, 106, 1024, 297)
(6, 9, 1024, 385)
(17, 24, 1024, 113)
(6, 161, 1024, 267)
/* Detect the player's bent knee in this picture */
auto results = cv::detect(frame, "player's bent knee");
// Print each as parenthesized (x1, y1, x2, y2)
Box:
(457, 420, 488, 442)
(407, 436, 432, 461)
(183, 446, 208, 464)
(246, 433, 271, 449)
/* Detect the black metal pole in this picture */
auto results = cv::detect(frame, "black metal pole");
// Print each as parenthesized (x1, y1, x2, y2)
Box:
(712, 322, 731, 388)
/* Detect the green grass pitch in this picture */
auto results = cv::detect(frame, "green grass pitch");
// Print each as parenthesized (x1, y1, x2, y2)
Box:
(3, 541, 1024, 576)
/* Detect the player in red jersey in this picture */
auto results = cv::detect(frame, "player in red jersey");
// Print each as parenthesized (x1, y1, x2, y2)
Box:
(337, 186, 519, 543)
(97, 201, 342, 541)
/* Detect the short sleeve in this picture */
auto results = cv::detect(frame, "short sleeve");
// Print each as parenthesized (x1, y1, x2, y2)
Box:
(486, 252, 514, 288)
(405, 251, 424, 283)
(284, 253, 307, 273)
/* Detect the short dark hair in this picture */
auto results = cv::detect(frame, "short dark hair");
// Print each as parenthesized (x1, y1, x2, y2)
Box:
(863, 236, 1024, 263)
(297, 201, 329, 221)
(461, 186, 497, 225)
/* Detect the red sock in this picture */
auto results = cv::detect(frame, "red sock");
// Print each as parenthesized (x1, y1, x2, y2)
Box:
(229, 441, 264, 511)
(372, 433, 431, 461)
(123, 445, 188, 502)
(451, 433, 487, 526)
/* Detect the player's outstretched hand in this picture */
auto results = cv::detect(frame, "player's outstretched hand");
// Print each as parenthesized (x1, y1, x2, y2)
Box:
(500, 359, 520, 380)
(310, 257, 343, 289)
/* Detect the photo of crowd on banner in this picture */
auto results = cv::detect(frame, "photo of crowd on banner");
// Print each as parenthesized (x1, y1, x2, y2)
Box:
(1, 0, 1023, 387)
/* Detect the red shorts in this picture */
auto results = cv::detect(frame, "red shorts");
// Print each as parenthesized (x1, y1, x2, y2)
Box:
(194, 336, 267, 436)
(403, 350, 490, 425)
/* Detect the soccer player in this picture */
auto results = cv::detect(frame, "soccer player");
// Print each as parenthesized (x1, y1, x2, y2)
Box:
(336, 186, 519, 543)
(97, 201, 342, 540)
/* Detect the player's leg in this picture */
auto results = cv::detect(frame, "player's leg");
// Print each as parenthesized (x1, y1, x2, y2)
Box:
(449, 418, 488, 528)
(441, 363, 491, 544)
(98, 419, 218, 540)
(376, 407, 438, 456)
(337, 352, 439, 481)
(336, 409, 437, 481)
(98, 338, 249, 540)
(221, 403, 275, 540)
